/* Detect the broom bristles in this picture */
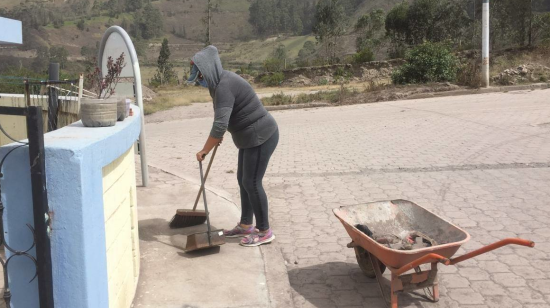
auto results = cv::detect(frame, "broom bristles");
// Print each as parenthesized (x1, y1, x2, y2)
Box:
(169, 212, 207, 229)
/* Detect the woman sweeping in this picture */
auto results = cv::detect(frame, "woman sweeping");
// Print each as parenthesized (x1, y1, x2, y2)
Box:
(188, 45, 279, 247)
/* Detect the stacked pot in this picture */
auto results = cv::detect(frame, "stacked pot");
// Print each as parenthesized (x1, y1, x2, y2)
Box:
(80, 98, 130, 127)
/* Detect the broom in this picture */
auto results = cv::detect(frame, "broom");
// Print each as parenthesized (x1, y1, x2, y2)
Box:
(169, 145, 218, 229)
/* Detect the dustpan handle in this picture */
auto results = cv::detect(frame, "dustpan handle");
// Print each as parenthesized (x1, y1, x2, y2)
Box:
(199, 160, 212, 246)
(192, 145, 218, 211)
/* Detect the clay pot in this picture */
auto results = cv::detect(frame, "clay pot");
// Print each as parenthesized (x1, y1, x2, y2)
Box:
(117, 99, 127, 121)
(80, 98, 117, 127)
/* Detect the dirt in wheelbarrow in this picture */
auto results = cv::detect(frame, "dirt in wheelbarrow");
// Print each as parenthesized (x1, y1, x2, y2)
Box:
(356, 224, 438, 250)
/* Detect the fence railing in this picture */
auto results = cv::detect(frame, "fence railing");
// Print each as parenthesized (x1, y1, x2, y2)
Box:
(0, 76, 85, 146)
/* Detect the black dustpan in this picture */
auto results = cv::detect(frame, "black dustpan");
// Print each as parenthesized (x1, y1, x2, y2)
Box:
(185, 159, 225, 252)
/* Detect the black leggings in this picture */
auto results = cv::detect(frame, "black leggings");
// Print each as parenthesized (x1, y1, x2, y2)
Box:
(237, 129, 279, 231)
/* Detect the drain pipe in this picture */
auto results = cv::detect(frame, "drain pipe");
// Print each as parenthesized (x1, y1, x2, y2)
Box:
(482, 0, 490, 87)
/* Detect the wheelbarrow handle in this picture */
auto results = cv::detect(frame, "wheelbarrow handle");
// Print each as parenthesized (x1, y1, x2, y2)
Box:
(395, 253, 450, 276)
(449, 238, 535, 265)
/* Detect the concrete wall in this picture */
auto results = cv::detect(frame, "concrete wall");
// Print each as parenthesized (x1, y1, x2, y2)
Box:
(0, 105, 141, 308)
(0, 94, 80, 146)
(102, 146, 140, 308)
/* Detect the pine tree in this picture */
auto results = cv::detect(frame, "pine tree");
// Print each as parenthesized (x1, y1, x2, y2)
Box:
(152, 38, 178, 85)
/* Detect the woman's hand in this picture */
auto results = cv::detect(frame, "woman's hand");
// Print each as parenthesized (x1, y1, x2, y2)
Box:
(196, 150, 209, 162)
(197, 136, 223, 161)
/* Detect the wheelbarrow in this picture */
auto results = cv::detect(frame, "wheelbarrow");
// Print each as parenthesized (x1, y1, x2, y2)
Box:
(333, 199, 535, 308)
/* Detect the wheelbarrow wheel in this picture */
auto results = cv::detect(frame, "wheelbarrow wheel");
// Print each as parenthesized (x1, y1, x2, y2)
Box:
(354, 246, 386, 278)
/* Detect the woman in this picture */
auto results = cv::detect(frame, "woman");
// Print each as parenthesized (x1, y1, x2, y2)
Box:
(188, 45, 279, 247)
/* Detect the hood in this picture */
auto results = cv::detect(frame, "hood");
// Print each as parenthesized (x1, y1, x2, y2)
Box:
(191, 45, 223, 98)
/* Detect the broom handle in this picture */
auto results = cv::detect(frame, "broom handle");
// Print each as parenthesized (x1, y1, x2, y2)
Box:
(192, 145, 218, 211)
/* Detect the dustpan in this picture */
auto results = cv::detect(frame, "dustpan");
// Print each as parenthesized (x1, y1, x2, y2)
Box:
(185, 159, 225, 252)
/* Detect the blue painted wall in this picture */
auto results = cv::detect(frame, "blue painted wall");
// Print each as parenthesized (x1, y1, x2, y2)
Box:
(0, 106, 141, 308)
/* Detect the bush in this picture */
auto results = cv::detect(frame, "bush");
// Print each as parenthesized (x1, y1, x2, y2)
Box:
(456, 60, 481, 88)
(263, 57, 285, 72)
(260, 72, 285, 86)
(353, 48, 374, 64)
(77, 19, 85, 31)
(392, 42, 459, 84)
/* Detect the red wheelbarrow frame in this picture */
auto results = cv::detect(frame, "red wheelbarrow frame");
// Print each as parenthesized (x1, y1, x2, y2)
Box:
(334, 200, 535, 308)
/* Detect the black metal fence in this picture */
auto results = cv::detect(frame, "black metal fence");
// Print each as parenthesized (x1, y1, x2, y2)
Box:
(0, 106, 54, 308)
(24, 79, 82, 133)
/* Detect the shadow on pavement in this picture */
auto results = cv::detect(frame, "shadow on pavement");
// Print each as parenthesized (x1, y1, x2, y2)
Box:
(177, 246, 222, 258)
(288, 261, 432, 308)
(139, 218, 225, 252)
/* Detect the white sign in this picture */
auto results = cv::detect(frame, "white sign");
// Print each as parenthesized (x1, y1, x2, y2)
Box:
(0, 17, 22, 45)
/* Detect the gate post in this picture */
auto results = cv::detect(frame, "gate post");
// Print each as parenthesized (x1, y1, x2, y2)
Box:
(26, 106, 55, 308)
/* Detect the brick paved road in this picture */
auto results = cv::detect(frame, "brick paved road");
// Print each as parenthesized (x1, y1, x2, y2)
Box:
(145, 90, 550, 307)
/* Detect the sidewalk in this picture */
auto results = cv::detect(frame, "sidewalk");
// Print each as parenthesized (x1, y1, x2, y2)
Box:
(133, 166, 292, 308)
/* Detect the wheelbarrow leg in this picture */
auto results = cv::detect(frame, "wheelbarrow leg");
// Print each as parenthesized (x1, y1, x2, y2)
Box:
(368, 253, 394, 308)
(431, 262, 440, 302)
(390, 272, 399, 308)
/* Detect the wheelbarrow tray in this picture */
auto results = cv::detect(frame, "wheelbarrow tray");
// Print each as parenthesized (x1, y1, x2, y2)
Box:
(333, 199, 470, 269)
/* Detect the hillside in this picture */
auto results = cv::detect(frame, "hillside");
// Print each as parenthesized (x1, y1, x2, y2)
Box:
(0, 0, 405, 67)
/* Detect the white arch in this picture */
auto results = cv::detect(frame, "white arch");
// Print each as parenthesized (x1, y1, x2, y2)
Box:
(98, 26, 149, 186)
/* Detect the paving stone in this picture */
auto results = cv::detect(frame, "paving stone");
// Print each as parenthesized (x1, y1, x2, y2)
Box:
(447, 288, 485, 305)
(493, 273, 527, 287)
(146, 91, 550, 308)
(470, 281, 506, 296)
(528, 279, 550, 295)
(441, 274, 470, 288)
(331, 290, 364, 306)
(507, 287, 546, 304)
(457, 267, 490, 281)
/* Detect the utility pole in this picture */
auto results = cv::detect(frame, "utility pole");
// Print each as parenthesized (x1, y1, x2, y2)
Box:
(482, 0, 490, 87)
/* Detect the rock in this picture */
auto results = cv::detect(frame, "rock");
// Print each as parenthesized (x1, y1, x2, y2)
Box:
(141, 85, 157, 102)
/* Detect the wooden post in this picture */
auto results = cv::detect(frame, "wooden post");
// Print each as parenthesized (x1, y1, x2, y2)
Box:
(47, 63, 60, 131)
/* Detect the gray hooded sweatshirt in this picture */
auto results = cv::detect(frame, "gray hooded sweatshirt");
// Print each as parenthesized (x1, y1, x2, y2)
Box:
(192, 46, 278, 149)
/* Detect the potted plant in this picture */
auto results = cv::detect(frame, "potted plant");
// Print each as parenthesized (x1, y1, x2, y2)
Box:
(82, 53, 126, 127)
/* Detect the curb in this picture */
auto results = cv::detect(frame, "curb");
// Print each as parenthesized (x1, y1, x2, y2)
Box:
(263, 83, 550, 112)
(262, 244, 294, 308)
(407, 83, 550, 100)
(265, 102, 331, 111)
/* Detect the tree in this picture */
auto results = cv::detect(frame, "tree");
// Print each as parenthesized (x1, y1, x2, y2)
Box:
(532, 12, 550, 43)
(50, 46, 69, 69)
(264, 45, 287, 72)
(385, 0, 471, 53)
(298, 41, 316, 66)
(151, 38, 178, 85)
(126, 0, 143, 12)
(32, 46, 50, 73)
(203, 0, 213, 45)
(249, 0, 315, 36)
(313, 0, 348, 64)
(132, 3, 163, 39)
(81, 44, 98, 75)
(355, 9, 385, 54)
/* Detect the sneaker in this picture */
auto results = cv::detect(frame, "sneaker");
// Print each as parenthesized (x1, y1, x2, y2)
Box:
(240, 229, 275, 247)
(224, 223, 257, 238)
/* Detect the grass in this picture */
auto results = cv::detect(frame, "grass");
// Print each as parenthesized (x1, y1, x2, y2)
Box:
(221, 35, 317, 65)
(491, 45, 550, 76)
(144, 85, 211, 115)
(262, 87, 359, 106)
(218, 0, 251, 12)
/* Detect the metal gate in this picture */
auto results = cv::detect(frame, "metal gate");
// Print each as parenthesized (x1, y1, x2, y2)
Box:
(0, 106, 54, 308)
